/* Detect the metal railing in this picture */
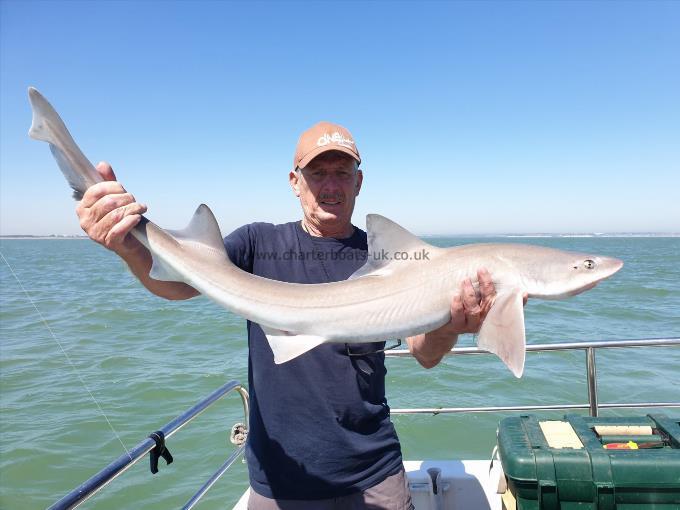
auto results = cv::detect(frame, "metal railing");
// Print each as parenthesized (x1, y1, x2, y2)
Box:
(387, 337, 680, 416)
(49, 380, 249, 510)
(48, 337, 679, 509)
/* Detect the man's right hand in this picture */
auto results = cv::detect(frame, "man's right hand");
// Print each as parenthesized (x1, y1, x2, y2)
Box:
(76, 162, 147, 255)
(76, 161, 199, 300)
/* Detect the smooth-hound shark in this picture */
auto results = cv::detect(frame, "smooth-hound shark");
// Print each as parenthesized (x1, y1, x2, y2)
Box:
(27, 87, 623, 377)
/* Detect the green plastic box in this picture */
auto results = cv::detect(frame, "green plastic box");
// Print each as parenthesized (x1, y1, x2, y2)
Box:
(497, 414, 680, 509)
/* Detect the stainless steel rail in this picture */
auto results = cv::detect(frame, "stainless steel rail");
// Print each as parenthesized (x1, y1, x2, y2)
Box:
(387, 337, 680, 416)
(49, 380, 249, 510)
(49, 338, 678, 509)
(182, 445, 245, 510)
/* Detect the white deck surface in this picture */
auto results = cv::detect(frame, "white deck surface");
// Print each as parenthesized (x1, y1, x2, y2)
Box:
(233, 459, 503, 509)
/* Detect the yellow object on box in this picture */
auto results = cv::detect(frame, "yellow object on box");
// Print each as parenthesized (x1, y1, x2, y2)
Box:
(603, 441, 639, 450)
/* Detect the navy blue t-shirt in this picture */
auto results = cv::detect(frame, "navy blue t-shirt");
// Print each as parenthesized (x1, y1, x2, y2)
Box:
(224, 221, 403, 500)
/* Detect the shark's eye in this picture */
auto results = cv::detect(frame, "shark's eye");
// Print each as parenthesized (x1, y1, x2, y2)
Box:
(583, 259, 596, 270)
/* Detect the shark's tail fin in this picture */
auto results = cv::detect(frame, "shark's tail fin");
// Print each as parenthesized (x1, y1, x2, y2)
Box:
(28, 87, 103, 200)
(28, 87, 62, 143)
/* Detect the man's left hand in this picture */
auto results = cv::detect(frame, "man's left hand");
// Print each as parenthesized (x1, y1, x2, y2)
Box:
(450, 268, 496, 334)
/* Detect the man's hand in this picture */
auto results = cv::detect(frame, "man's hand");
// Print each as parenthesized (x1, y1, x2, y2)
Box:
(76, 162, 147, 256)
(450, 268, 496, 334)
(75, 162, 199, 301)
(406, 269, 528, 369)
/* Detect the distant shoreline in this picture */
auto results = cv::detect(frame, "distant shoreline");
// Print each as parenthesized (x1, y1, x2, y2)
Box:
(437, 233, 680, 238)
(2, 233, 679, 240)
(0, 235, 89, 240)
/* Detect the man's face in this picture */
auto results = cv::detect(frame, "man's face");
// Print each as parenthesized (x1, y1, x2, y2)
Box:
(289, 151, 363, 232)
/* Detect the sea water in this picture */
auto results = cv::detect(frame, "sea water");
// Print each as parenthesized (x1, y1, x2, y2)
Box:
(1, 237, 678, 509)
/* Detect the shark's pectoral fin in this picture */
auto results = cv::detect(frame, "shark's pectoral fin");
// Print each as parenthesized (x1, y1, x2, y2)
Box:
(261, 326, 327, 364)
(477, 288, 526, 378)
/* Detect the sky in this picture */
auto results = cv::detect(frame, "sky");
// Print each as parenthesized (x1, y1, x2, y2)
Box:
(1, 0, 678, 236)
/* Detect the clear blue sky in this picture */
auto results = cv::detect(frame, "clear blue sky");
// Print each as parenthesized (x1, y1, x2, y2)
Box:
(1, 0, 678, 235)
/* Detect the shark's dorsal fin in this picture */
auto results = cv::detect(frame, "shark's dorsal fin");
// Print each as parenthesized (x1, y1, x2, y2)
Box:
(167, 204, 226, 253)
(349, 214, 441, 279)
(149, 204, 226, 282)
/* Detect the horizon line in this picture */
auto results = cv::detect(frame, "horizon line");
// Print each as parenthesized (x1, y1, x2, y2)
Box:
(2, 232, 679, 239)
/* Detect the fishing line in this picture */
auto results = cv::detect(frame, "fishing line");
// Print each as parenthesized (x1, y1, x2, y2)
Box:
(0, 250, 132, 459)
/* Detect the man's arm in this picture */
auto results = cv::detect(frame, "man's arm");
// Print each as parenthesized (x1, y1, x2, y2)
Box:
(76, 162, 199, 300)
(407, 269, 519, 369)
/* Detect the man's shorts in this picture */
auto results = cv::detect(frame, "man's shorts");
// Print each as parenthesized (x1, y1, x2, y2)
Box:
(247, 468, 414, 510)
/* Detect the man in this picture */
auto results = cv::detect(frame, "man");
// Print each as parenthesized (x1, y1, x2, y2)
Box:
(77, 121, 497, 509)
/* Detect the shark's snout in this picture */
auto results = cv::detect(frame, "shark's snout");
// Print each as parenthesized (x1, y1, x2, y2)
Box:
(578, 256, 623, 295)
(602, 257, 624, 279)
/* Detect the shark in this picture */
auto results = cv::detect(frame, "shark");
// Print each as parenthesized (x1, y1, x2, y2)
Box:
(27, 87, 623, 378)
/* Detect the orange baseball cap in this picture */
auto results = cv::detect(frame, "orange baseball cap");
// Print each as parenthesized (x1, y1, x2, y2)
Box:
(293, 121, 361, 170)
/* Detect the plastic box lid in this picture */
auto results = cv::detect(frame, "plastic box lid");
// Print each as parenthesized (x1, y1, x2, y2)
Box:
(497, 414, 680, 509)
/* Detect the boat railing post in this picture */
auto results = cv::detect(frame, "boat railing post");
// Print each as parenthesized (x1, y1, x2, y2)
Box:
(388, 337, 680, 415)
(586, 347, 598, 417)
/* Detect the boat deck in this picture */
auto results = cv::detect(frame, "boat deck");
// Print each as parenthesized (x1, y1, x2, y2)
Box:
(232, 460, 503, 509)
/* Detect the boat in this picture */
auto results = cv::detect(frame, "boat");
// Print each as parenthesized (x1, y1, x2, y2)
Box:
(48, 337, 680, 510)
